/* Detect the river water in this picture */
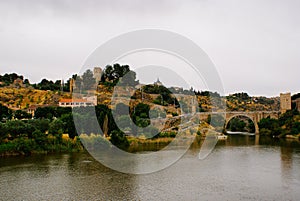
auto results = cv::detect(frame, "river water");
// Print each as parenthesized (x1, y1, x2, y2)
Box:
(1, 135, 300, 201)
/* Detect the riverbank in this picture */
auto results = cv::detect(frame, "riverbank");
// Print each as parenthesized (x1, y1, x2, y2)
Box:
(2, 133, 300, 158)
(127, 137, 175, 152)
(0, 135, 189, 157)
(0, 136, 83, 157)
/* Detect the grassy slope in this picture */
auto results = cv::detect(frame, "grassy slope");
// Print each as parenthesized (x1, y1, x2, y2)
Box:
(0, 87, 71, 110)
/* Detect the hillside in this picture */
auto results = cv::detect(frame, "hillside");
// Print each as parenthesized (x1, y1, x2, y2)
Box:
(0, 71, 280, 113)
(0, 87, 71, 110)
(0, 83, 280, 113)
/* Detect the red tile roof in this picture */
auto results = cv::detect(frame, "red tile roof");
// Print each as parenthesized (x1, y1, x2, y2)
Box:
(59, 99, 88, 103)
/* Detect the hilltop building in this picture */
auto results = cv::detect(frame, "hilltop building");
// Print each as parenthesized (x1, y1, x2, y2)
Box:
(280, 92, 291, 113)
(154, 78, 163, 86)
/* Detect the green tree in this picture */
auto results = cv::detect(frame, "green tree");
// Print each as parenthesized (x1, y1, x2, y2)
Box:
(95, 104, 119, 134)
(101, 63, 133, 86)
(132, 103, 150, 128)
(35, 107, 55, 119)
(291, 122, 300, 134)
(0, 73, 23, 86)
(60, 114, 77, 139)
(73, 74, 83, 92)
(246, 119, 255, 133)
(15, 137, 34, 155)
(258, 117, 282, 136)
(228, 118, 246, 132)
(28, 119, 50, 133)
(119, 70, 139, 86)
(0, 123, 8, 141)
(0, 104, 12, 121)
(82, 69, 96, 91)
(32, 129, 47, 150)
(110, 130, 129, 150)
(14, 110, 32, 120)
(49, 119, 65, 137)
(5, 120, 27, 139)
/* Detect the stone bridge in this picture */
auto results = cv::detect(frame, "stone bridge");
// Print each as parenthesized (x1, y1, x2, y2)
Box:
(197, 111, 280, 134)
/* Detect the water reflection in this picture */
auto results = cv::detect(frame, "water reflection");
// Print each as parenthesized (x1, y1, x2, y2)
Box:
(0, 153, 141, 200)
(280, 144, 294, 190)
(64, 153, 139, 200)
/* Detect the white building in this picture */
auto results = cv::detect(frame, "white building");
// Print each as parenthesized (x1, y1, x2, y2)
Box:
(59, 98, 95, 107)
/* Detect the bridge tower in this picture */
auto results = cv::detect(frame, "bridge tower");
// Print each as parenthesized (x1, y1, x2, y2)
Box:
(280, 92, 291, 113)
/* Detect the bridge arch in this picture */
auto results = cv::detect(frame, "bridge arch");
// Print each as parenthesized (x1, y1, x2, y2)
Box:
(225, 114, 259, 134)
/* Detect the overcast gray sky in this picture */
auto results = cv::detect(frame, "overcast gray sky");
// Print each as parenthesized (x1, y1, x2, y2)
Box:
(0, 0, 299, 97)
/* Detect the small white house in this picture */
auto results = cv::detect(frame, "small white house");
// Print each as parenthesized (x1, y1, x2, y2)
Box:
(59, 98, 95, 107)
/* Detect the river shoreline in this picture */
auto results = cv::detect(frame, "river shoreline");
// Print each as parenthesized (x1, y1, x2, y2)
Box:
(1, 134, 300, 158)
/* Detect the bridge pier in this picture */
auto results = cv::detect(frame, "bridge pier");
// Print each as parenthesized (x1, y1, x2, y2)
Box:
(253, 114, 260, 134)
(255, 135, 260, 145)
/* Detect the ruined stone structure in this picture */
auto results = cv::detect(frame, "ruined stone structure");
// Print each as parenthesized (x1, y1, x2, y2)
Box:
(69, 78, 74, 93)
(294, 98, 300, 112)
(93, 67, 102, 84)
(280, 92, 291, 113)
(12, 78, 24, 88)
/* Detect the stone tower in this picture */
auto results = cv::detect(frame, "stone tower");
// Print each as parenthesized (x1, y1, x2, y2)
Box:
(69, 78, 74, 93)
(280, 92, 291, 113)
(93, 67, 102, 84)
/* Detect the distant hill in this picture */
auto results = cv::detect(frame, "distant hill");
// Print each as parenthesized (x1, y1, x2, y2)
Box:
(0, 71, 283, 112)
(226, 93, 279, 111)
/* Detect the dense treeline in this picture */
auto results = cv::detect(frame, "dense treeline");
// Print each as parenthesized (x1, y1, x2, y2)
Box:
(0, 104, 32, 121)
(0, 99, 172, 155)
(100, 63, 139, 87)
(258, 109, 300, 137)
(0, 64, 138, 92)
(142, 85, 180, 107)
(226, 92, 275, 105)
(0, 73, 24, 86)
(0, 103, 136, 155)
(292, 93, 300, 100)
(0, 104, 81, 155)
(0, 104, 12, 121)
(31, 79, 66, 91)
(0, 72, 71, 91)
